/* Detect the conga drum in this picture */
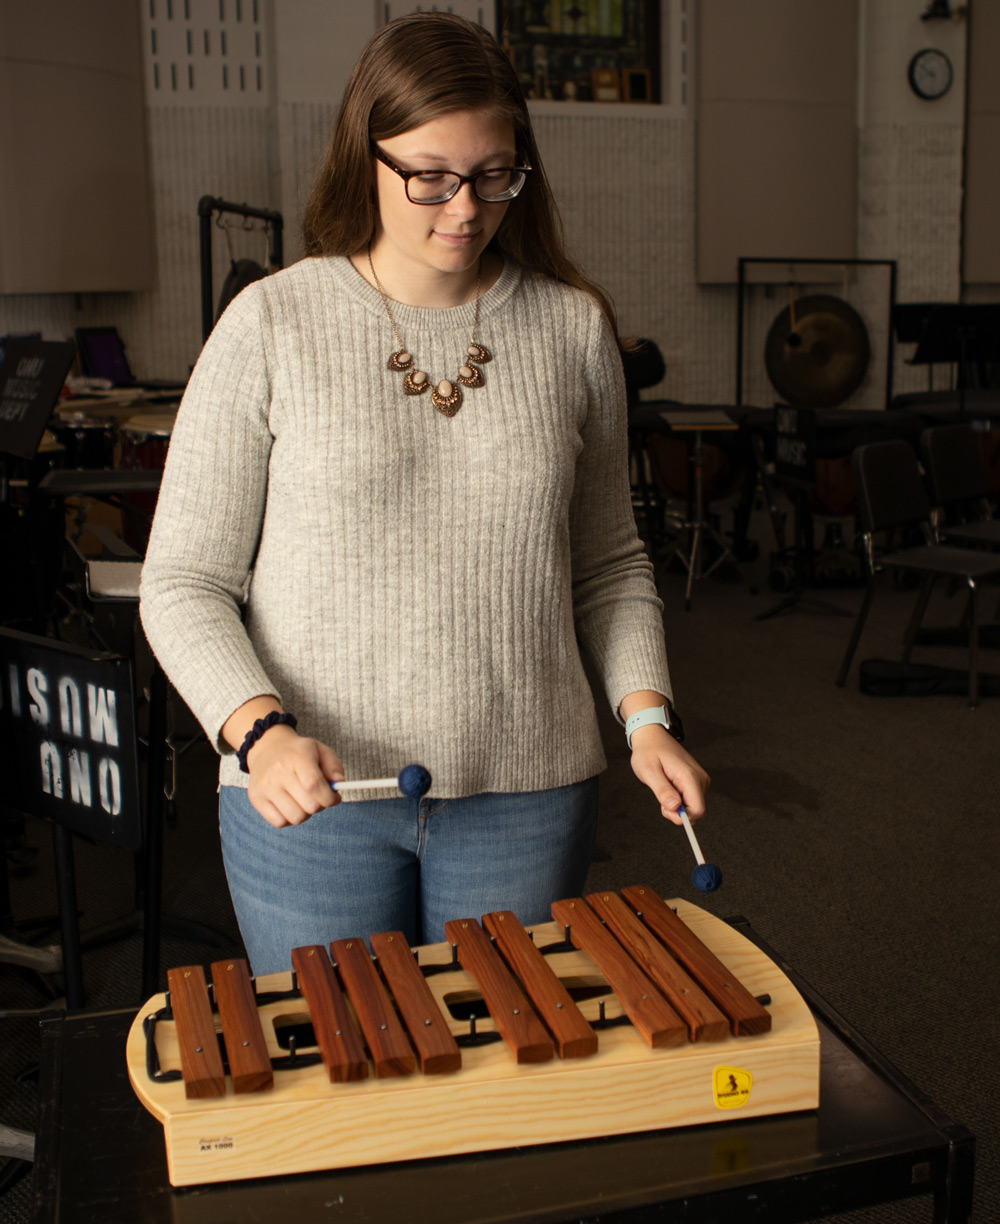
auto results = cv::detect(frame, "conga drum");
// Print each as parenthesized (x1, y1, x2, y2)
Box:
(120, 410, 177, 553)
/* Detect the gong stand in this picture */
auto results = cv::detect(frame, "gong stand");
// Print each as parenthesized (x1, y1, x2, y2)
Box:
(735, 257, 898, 409)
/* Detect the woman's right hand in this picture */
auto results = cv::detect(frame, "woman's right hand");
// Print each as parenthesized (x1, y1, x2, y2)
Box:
(244, 722, 345, 829)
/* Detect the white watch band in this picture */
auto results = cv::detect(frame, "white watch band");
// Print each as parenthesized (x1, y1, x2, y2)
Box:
(625, 705, 668, 749)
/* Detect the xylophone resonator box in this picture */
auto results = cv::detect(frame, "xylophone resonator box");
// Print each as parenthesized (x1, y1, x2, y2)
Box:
(126, 889, 820, 1186)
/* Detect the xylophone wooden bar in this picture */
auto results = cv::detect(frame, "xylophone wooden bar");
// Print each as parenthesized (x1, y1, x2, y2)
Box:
(585, 891, 730, 1043)
(443, 917, 554, 1064)
(330, 937, 416, 1078)
(621, 885, 772, 1035)
(166, 965, 225, 1099)
(209, 958, 273, 1094)
(368, 931, 462, 1074)
(290, 945, 368, 1082)
(481, 910, 598, 1059)
(550, 897, 688, 1048)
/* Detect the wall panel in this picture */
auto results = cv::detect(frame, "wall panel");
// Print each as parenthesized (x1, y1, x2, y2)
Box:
(0, 0, 154, 294)
(962, 0, 1000, 284)
(695, 0, 858, 285)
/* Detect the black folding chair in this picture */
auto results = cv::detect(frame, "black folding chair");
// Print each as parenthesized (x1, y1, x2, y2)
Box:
(622, 339, 670, 546)
(920, 423, 1000, 549)
(835, 439, 1000, 705)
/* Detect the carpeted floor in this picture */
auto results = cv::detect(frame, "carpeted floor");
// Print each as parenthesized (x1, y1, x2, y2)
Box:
(2, 513, 998, 1222)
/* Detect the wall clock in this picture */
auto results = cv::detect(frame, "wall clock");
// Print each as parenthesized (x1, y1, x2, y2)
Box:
(907, 48, 953, 99)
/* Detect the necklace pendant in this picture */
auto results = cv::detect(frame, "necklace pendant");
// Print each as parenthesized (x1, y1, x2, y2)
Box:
(457, 363, 485, 389)
(403, 369, 430, 395)
(368, 245, 489, 419)
(431, 382, 463, 416)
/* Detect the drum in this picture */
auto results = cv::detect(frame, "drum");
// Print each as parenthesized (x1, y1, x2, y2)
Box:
(49, 411, 117, 469)
(645, 434, 744, 504)
(120, 410, 177, 552)
(34, 428, 67, 472)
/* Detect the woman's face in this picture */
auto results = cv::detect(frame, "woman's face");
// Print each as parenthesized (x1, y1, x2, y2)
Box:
(371, 108, 516, 284)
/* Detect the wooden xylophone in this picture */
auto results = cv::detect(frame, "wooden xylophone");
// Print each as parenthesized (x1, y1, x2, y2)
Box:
(126, 887, 820, 1186)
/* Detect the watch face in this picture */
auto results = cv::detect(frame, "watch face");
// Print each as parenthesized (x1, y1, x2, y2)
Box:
(908, 49, 953, 99)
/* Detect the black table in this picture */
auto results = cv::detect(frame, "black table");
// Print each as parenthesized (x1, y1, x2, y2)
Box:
(893, 390, 1000, 424)
(37, 468, 162, 496)
(31, 920, 974, 1224)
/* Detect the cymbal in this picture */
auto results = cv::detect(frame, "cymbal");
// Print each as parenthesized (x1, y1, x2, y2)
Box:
(764, 294, 871, 408)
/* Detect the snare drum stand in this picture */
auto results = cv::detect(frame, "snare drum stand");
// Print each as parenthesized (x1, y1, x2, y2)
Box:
(659, 410, 740, 610)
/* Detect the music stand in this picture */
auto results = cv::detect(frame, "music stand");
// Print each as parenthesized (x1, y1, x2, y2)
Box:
(891, 302, 942, 344)
(908, 304, 1000, 412)
(0, 629, 143, 1009)
(0, 339, 76, 462)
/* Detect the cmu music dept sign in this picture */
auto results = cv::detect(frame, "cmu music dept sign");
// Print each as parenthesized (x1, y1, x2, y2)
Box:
(0, 629, 142, 850)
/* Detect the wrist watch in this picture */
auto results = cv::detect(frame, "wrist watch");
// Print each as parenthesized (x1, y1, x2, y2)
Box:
(625, 701, 685, 749)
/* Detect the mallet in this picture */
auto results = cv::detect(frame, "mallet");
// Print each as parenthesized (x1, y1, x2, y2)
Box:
(677, 804, 723, 892)
(330, 763, 432, 799)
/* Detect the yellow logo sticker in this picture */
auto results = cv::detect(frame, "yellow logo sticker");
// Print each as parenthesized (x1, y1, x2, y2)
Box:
(714, 1066, 753, 1109)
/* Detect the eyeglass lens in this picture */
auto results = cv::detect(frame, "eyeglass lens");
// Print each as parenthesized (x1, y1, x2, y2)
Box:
(407, 169, 526, 204)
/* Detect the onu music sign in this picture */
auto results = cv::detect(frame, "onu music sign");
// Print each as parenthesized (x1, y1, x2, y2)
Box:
(0, 629, 142, 850)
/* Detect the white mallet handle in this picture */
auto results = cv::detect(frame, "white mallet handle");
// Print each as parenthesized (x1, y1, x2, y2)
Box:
(332, 777, 401, 793)
(678, 805, 706, 866)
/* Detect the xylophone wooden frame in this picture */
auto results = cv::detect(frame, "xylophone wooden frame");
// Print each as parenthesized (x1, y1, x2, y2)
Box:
(126, 894, 821, 1187)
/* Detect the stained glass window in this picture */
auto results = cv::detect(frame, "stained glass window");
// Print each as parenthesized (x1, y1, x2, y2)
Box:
(496, 1, 661, 103)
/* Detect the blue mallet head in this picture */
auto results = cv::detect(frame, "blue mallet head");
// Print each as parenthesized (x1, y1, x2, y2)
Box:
(678, 805, 722, 892)
(692, 862, 723, 892)
(398, 763, 432, 798)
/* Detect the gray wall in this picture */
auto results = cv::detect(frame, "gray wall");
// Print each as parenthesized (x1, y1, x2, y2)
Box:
(0, 0, 990, 408)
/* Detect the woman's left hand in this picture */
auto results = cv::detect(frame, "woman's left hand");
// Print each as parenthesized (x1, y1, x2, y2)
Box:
(629, 724, 710, 825)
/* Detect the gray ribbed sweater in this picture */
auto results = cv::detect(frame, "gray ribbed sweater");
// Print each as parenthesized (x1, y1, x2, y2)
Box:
(139, 256, 672, 796)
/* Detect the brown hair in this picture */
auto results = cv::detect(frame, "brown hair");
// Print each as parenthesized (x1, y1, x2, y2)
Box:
(301, 12, 630, 347)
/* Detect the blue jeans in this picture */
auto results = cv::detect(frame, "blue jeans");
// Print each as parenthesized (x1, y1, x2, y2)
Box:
(218, 779, 599, 975)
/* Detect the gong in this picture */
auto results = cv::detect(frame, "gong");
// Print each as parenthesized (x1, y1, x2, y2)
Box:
(764, 293, 871, 408)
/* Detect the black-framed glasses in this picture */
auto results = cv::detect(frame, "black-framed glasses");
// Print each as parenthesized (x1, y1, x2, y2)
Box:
(372, 145, 531, 204)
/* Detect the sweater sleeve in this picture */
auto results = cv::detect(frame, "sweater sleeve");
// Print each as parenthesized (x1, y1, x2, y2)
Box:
(569, 306, 673, 718)
(139, 287, 280, 752)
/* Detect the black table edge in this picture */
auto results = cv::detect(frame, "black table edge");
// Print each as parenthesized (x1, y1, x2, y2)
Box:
(29, 920, 977, 1224)
(726, 914, 976, 1223)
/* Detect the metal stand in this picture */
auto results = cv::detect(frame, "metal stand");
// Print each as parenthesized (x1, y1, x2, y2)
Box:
(198, 196, 283, 343)
(0, 822, 62, 979)
(755, 485, 853, 622)
(50, 826, 85, 1011)
(673, 428, 737, 611)
(143, 661, 167, 999)
(653, 410, 741, 611)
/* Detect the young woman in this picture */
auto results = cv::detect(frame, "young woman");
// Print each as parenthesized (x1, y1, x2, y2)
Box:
(139, 12, 709, 974)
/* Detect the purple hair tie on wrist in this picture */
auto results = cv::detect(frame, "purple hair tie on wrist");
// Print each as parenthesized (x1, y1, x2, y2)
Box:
(236, 711, 297, 773)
